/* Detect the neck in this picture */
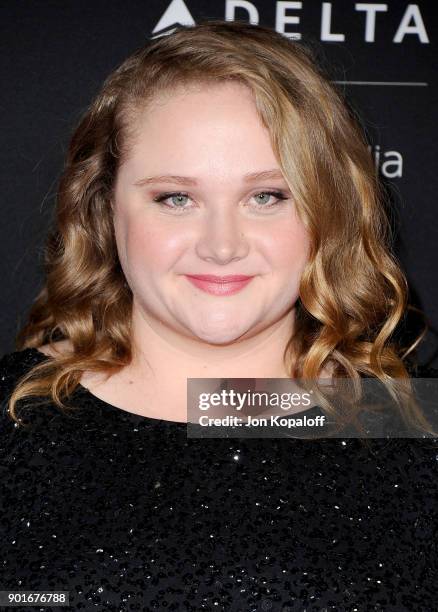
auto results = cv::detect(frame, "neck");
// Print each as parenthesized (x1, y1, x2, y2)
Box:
(108, 301, 298, 422)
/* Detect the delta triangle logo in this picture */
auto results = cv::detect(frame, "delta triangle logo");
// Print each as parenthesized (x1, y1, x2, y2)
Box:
(151, 0, 196, 39)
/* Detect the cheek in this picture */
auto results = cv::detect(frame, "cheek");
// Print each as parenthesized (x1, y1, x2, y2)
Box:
(265, 221, 311, 272)
(116, 215, 184, 275)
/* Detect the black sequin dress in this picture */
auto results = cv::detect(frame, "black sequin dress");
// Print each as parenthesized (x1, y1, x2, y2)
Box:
(1, 347, 438, 611)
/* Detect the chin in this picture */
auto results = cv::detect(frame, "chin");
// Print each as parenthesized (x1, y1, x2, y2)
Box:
(182, 310, 258, 344)
(192, 325, 253, 345)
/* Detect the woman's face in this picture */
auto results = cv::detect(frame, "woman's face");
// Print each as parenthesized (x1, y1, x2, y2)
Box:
(113, 81, 310, 344)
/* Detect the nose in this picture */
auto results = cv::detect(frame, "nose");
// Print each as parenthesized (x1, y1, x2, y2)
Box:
(195, 207, 250, 265)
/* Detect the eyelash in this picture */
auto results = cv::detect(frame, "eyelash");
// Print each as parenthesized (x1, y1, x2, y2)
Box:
(151, 190, 290, 212)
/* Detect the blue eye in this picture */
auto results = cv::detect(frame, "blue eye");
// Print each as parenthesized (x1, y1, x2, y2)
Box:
(253, 191, 289, 207)
(153, 192, 190, 208)
(152, 190, 289, 212)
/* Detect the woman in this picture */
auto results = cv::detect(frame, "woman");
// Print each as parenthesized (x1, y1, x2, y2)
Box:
(1, 19, 437, 610)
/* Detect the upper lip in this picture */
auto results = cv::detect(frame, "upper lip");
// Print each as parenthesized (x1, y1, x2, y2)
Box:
(186, 274, 253, 283)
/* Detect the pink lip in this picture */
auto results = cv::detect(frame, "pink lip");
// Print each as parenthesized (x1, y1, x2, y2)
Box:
(185, 274, 254, 296)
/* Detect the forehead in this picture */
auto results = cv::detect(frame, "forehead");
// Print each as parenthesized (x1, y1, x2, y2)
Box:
(133, 80, 259, 134)
(121, 81, 277, 177)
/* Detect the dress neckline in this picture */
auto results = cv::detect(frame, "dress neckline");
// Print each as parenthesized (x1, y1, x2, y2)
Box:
(30, 347, 186, 426)
(28, 346, 323, 427)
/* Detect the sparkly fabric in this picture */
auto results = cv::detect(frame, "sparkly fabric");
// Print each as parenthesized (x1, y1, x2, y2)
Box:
(1, 347, 438, 611)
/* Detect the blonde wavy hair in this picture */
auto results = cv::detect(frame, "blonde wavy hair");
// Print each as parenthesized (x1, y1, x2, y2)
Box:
(6, 19, 437, 439)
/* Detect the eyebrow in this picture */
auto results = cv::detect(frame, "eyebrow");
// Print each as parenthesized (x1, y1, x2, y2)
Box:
(133, 169, 286, 187)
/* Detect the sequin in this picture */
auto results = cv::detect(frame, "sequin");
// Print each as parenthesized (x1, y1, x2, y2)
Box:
(0, 347, 437, 610)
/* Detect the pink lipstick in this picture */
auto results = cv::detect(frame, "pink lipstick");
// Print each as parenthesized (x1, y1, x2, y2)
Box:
(185, 274, 254, 296)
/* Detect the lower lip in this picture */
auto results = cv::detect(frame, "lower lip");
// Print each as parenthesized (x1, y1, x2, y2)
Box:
(185, 276, 254, 295)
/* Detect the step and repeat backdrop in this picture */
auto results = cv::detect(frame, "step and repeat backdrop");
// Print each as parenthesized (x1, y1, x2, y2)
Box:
(1, 1, 437, 364)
